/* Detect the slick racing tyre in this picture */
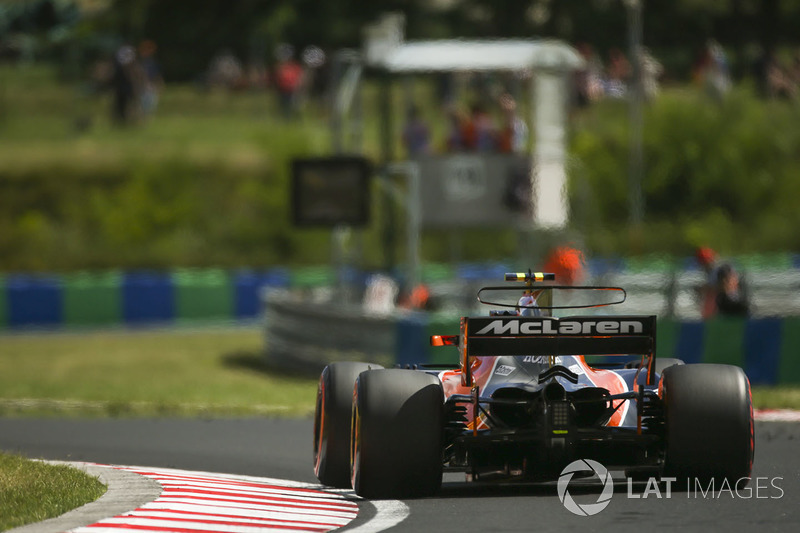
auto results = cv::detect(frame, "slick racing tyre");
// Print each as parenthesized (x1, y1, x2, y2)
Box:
(351, 369, 444, 499)
(314, 362, 383, 488)
(655, 358, 684, 375)
(662, 363, 754, 484)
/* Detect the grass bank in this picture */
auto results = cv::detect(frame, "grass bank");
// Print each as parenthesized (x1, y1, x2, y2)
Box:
(0, 452, 106, 531)
(0, 326, 318, 418)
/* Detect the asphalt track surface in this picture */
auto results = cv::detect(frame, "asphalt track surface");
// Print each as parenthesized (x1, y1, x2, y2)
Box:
(1, 417, 798, 532)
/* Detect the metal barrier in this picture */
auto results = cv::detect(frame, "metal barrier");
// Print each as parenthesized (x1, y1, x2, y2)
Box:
(262, 289, 397, 373)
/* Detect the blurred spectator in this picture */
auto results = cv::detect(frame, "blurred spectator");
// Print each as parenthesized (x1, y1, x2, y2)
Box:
(300, 45, 326, 107)
(574, 42, 605, 107)
(401, 105, 431, 156)
(496, 93, 528, 154)
(695, 246, 749, 318)
(543, 246, 586, 286)
(766, 53, 798, 100)
(137, 39, 163, 118)
(695, 246, 719, 318)
(605, 47, 630, 98)
(208, 48, 244, 90)
(444, 105, 467, 152)
(462, 102, 496, 152)
(715, 263, 750, 316)
(703, 40, 732, 101)
(638, 48, 664, 102)
(111, 44, 138, 125)
(274, 43, 304, 119)
(790, 49, 800, 89)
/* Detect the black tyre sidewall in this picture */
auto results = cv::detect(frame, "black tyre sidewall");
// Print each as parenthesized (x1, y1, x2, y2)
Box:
(314, 362, 382, 487)
(352, 368, 444, 499)
(662, 363, 754, 484)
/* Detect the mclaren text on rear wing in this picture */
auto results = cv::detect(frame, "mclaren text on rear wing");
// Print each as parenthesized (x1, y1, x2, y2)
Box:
(465, 316, 656, 358)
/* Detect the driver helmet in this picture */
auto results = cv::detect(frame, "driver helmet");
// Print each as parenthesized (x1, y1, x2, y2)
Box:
(517, 294, 541, 317)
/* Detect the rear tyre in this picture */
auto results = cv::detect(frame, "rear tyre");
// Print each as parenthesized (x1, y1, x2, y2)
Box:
(314, 362, 383, 488)
(351, 369, 444, 499)
(662, 364, 754, 485)
(655, 358, 684, 375)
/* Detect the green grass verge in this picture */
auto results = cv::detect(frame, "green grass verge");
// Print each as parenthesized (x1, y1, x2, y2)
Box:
(0, 452, 106, 532)
(751, 386, 800, 410)
(0, 327, 318, 418)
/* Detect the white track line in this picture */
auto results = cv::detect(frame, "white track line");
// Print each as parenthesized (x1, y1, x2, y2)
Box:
(754, 409, 800, 422)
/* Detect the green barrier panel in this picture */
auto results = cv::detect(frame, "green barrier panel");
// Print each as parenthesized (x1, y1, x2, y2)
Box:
(421, 263, 455, 283)
(426, 312, 461, 365)
(290, 266, 335, 288)
(703, 316, 746, 367)
(779, 317, 800, 385)
(63, 271, 122, 326)
(626, 254, 678, 274)
(656, 318, 679, 359)
(735, 253, 791, 272)
(0, 275, 6, 328)
(175, 268, 233, 321)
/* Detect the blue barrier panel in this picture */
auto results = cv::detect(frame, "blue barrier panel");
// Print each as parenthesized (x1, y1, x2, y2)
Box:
(743, 318, 782, 385)
(456, 263, 486, 281)
(7, 274, 63, 327)
(233, 271, 260, 319)
(586, 256, 625, 277)
(0, 275, 6, 328)
(264, 267, 291, 288)
(234, 269, 289, 319)
(122, 271, 174, 324)
(675, 321, 705, 364)
(395, 313, 428, 367)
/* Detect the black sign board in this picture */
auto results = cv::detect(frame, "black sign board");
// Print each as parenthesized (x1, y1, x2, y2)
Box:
(291, 157, 371, 227)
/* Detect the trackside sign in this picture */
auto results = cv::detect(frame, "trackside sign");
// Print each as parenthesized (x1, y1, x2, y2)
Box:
(469, 317, 654, 337)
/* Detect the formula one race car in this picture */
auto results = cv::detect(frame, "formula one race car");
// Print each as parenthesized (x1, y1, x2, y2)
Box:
(313, 271, 754, 499)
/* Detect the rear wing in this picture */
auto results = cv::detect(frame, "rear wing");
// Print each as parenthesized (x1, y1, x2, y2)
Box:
(432, 315, 657, 387)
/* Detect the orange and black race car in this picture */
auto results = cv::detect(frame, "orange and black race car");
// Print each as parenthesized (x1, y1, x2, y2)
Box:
(313, 271, 754, 499)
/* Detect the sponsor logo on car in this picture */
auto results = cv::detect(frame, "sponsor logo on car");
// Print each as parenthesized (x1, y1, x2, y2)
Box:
(474, 319, 645, 336)
(494, 365, 515, 376)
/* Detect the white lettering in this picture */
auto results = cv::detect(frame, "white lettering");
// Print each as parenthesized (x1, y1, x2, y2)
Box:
(473, 319, 646, 336)
(771, 477, 784, 499)
(755, 476, 769, 498)
(642, 478, 662, 498)
(662, 477, 676, 498)
(596, 321, 618, 334)
(718, 478, 735, 498)
(627, 478, 640, 498)
(520, 322, 541, 334)
(695, 478, 715, 498)
(542, 320, 559, 334)
(735, 478, 752, 499)
(620, 321, 645, 334)
(475, 320, 518, 335)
